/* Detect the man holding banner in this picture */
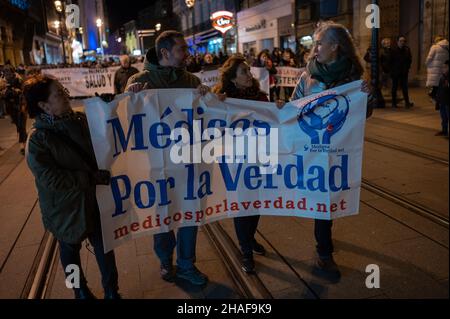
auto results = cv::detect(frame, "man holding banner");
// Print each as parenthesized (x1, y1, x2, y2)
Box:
(125, 31, 211, 286)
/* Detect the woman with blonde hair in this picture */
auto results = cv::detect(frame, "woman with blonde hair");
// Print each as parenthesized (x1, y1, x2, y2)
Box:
(291, 22, 372, 280)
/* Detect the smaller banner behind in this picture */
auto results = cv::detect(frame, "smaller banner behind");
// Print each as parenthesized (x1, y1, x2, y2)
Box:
(42, 65, 303, 97)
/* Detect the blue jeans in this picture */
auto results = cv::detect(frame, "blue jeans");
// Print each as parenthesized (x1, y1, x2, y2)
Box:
(153, 226, 198, 270)
(439, 104, 449, 134)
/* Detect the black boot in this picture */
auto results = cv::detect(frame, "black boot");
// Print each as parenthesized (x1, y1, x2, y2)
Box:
(313, 256, 341, 282)
(74, 287, 97, 299)
(241, 255, 255, 273)
(104, 290, 122, 299)
(252, 240, 266, 256)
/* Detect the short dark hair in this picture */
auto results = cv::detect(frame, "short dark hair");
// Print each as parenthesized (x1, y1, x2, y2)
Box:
(23, 75, 56, 118)
(155, 30, 185, 61)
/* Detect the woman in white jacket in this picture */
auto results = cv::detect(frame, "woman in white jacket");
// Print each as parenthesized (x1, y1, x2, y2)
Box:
(426, 36, 449, 95)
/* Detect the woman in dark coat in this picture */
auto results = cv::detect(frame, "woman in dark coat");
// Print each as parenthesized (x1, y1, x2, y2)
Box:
(23, 75, 120, 299)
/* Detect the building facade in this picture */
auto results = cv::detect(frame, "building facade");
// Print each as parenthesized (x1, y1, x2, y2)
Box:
(353, 0, 449, 85)
(237, 0, 295, 54)
(173, 0, 238, 55)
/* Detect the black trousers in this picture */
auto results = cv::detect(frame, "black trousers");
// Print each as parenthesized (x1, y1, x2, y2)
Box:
(391, 73, 411, 106)
(233, 215, 260, 257)
(58, 220, 118, 294)
(315, 219, 334, 259)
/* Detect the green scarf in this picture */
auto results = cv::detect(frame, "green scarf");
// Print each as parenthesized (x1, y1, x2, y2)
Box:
(307, 56, 352, 87)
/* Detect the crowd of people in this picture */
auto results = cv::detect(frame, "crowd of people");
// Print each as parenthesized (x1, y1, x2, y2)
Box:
(363, 34, 448, 136)
(0, 20, 448, 299)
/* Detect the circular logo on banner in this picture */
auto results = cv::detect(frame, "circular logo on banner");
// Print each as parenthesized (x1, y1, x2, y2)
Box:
(211, 11, 234, 34)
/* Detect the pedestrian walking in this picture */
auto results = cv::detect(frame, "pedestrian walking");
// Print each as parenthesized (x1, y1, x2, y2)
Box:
(434, 60, 449, 137)
(390, 36, 414, 108)
(425, 36, 449, 100)
(114, 55, 139, 94)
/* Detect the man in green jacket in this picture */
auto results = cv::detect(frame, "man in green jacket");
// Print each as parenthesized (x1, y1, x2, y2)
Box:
(126, 30, 209, 286)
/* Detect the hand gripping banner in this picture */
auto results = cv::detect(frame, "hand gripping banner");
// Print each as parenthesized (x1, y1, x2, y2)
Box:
(84, 80, 367, 252)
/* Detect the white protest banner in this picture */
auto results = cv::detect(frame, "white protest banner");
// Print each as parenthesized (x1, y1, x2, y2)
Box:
(194, 69, 220, 88)
(84, 81, 367, 252)
(42, 67, 117, 97)
(275, 67, 305, 87)
(194, 67, 270, 94)
(41, 63, 144, 97)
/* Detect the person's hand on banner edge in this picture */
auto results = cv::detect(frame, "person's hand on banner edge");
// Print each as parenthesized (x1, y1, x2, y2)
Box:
(126, 82, 149, 93)
(275, 99, 286, 109)
(95, 92, 115, 102)
(93, 169, 111, 185)
(361, 80, 371, 94)
(196, 84, 211, 96)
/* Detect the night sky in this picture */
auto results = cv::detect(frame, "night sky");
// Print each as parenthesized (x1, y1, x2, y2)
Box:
(105, 0, 151, 32)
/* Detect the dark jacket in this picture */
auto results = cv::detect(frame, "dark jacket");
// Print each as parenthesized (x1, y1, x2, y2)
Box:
(114, 66, 139, 94)
(390, 46, 412, 76)
(380, 47, 392, 74)
(125, 48, 201, 90)
(220, 79, 269, 102)
(436, 72, 449, 106)
(26, 112, 99, 244)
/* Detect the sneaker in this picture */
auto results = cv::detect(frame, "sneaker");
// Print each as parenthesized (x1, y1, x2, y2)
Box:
(405, 102, 414, 108)
(241, 256, 255, 273)
(435, 131, 448, 136)
(314, 257, 341, 281)
(176, 266, 208, 286)
(252, 241, 266, 256)
(160, 263, 176, 282)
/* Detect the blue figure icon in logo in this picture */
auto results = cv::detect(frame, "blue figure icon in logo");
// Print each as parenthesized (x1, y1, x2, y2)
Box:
(297, 93, 350, 145)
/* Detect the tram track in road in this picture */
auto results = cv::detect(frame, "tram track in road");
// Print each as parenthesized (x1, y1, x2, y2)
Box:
(203, 223, 272, 299)
(361, 179, 449, 250)
(203, 222, 321, 299)
(364, 137, 449, 166)
(21, 231, 59, 299)
(361, 179, 449, 228)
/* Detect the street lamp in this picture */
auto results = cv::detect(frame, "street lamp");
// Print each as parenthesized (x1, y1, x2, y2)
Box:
(185, 0, 196, 54)
(96, 18, 104, 59)
(54, 0, 66, 64)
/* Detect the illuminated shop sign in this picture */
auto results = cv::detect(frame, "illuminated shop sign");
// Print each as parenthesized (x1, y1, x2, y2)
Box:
(211, 11, 234, 34)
